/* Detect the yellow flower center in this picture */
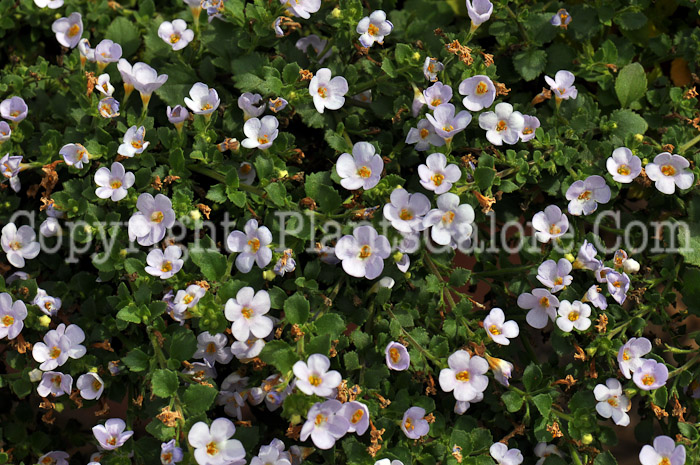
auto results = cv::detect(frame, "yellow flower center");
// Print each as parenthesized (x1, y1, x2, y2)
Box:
(568, 311, 579, 322)
(622, 350, 630, 361)
(258, 135, 269, 145)
(351, 409, 364, 424)
(9, 241, 21, 251)
(50, 346, 61, 359)
(2, 315, 14, 326)
(248, 238, 261, 253)
(554, 277, 563, 285)
(549, 224, 561, 235)
(613, 281, 622, 288)
(578, 190, 592, 200)
(357, 166, 372, 178)
(389, 347, 400, 363)
(431, 173, 445, 186)
(607, 397, 618, 407)
(456, 370, 470, 382)
(161, 261, 173, 273)
(399, 208, 413, 221)
(489, 324, 501, 335)
(496, 120, 507, 131)
(617, 164, 630, 176)
(241, 307, 253, 319)
(523, 127, 533, 135)
(170, 34, 180, 44)
(368, 24, 379, 36)
(151, 211, 164, 223)
(67, 23, 80, 37)
(641, 374, 655, 386)
(359, 245, 372, 259)
(51, 375, 62, 386)
(110, 179, 122, 189)
(202, 103, 213, 111)
(475, 81, 488, 95)
(660, 458, 671, 465)
(539, 296, 550, 307)
(442, 211, 455, 224)
(107, 437, 117, 446)
(183, 294, 194, 304)
(206, 441, 218, 455)
(431, 98, 442, 107)
(661, 164, 676, 176)
(92, 379, 102, 391)
(315, 413, 327, 426)
(101, 104, 114, 115)
(308, 375, 322, 386)
(419, 128, 429, 138)
(131, 140, 143, 149)
(404, 417, 414, 431)
(442, 124, 454, 132)
(318, 86, 328, 98)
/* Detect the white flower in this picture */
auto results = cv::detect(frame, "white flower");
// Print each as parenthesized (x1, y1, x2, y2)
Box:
(250, 444, 291, 465)
(37, 371, 73, 397)
(172, 284, 206, 319)
(334, 225, 391, 279)
(639, 436, 685, 465)
(466, 0, 493, 26)
(161, 439, 184, 465)
(194, 332, 233, 365)
(383, 188, 430, 234)
(483, 308, 519, 345)
(118, 125, 149, 157)
(534, 443, 563, 465)
(224, 287, 273, 342)
(422, 192, 474, 248)
(281, 0, 321, 19)
(34, 0, 63, 8)
(594, 378, 630, 426)
(37, 452, 69, 465)
(336, 141, 383, 191)
(145, 246, 184, 279)
(536, 259, 572, 293)
(423, 81, 452, 110)
(531, 205, 568, 243)
(241, 115, 279, 150)
(486, 354, 514, 387)
(300, 400, 349, 449)
(423, 57, 443, 82)
(131, 62, 168, 104)
(92, 419, 134, 451)
(158, 19, 194, 50)
(33, 288, 62, 316)
(566, 175, 611, 216)
(0, 292, 27, 340)
(438, 350, 489, 402)
(606, 147, 642, 183)
(188, 418, 245, 465)
(2, 223, 40, 268)
(426, 103, 471, 140)
(489, 442, 523, 465)
(517, 289, 558, 329)
(231, 338, 265, 360)
(95, 162, 135, 201)
(545, 70, 578, 100)
(185, 83, 221, 115)
(51, 12, 82, 48)
(309, 68, 348, 113)
(417, 153, 461, 194)
(128, 193, 176, 246)
(60, 143, 90, 169)
(556, 300, 592, 332)
(95, 74, 115, 96)
(356, 10, 393, 47)
(338, 400, 370, 435)
(519, 115, 540, 142)
(293, 354, 342, 397)
(617, 337, 652, 379)
(94, 40, 122, 65)
(238, 93, 266, 120)
(226, 219, 273, 273)
(645, 152, 695, 195)
(32, 323, 86, 371)
(77, 372, 105, 400)
(458, 75, 496, 111)
(405, 119, 445, 151)
(478, 102, 525, 145)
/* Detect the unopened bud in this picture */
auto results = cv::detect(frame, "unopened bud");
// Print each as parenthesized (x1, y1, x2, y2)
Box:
(564, 253, 575, 262)
(634, 134, 644, 143)
(38, 315, 51, 328)
(581, 433, 593, 445)
(331, 7, 341, 18)
(623, 258, 640, 274)
(263, 270, 276, 281)
(392, 251, 403, 262)
(189, 210, 202, 221)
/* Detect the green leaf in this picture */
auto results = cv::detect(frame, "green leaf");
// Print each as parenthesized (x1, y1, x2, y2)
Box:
(523, 363, 543, 391)
(532, 393, 553, 417)
(11, 378, 32, 399)
(190, 237, 227, 282)
(679, 198, 700, 267)
(105, 17, 141, 59)
(151, 369, 179, 398)
(284, 292, 310, 324)
(593, 451, 618, 465)
(652, 386, 668, 408)
(123, 348, 150, 372)
(315, 313, 346, 338)
(344, 351, 361, 371)
(169, 328, 198, 362)
(614, 11, 648, 30)
(615, 63, 647, 108)
(283, 63, 301, 84)
(116, 303, 143, 324)
(449, 268, 471, 287)
(513, 48, 547, 81)
(183, 384, 218, 415)
(265, 182, 287, 207)
(610, 109, 648, 138)
(259, 340, 299, 372)
(474, 167, 496, 190)
(502, 391, 524, 412)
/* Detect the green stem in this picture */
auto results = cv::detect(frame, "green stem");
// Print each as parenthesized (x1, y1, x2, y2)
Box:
(668, 354, 700, 378)
(386, 306, 441, 365)
(186, 163, 266, 196)
(352, 65, 414, 94)
(679, 132, 700, 153)
(423, 253, 457, 309)
(472, 264, 533, 278)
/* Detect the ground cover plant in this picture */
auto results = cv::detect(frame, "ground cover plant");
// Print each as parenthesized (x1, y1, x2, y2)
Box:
(1, 0, 700, 464)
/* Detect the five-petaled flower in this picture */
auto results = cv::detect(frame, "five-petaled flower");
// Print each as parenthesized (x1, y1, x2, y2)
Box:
(336, 141, 383, 191)
(158, 19, 194, 51)
(309, 68, 348, 114)
(335, 225, 391, 279)
(478, 102, 524, 145)
(145, 245, 184, 279)
(1, 223, 40, 268)
(118, 125, 149, 157)
(128, 193, 176, 246)
(356, 10, 393, 48)
(294, 353, 342, 397)
(545, 70, 578, 100)
(565, 175, 611, 216)
(226, 219, 273, 273)
(94, 162, 135, 202)
(483, 308, 519, 345)
(51, 12, 83, 49)
(645, 152, 695, 195)
(184, 82, 220, 115)
(593, 378, 631, 426)
(242, 115, 279, 150)
(188, 418, 246, 465)
(606, 147, 642, 183)
(439, 350, 489, 402)
(224, 287, 273, 342)
(458, 75, 496, 111)
(300, 400, 349, 449)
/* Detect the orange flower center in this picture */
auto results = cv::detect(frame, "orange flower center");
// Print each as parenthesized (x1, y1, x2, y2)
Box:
(357, 166, 372, 178)
(622, 350, 630, 361)
(442, 124, 454, 132)
(258, 135, 269, 145)
(539, 296, 550, 307)
(456, 370, 470, 382)
(351, 409, 364, 424)
(51, 375, 62, 386)
(241, 164, 252, 174)
(475, 81, 488, 95)
(404, 417, 414, 431)
(661, 164, 676, 176)
(248, 238, 260, 253)
(431, 98, 442, 107)
(399, 208, 413, 221)
(578, 190, 592, 200)
(170, 34, 180, 44)
(617, 164, 630, 176)
(389, 347, 400, 363)
(1, 315, 14, 326)
(161, 261, 173, 273)
(50, 346, 62, 359)
(368, 24, 379, 36)
(202, 103, 213, 111)
(318, 87, 328, 98)
(92, 379, 102, 391)
(607, 397, 618, 407)
(241, 307, 253, 319)
(67, 24, 80, 37)
(9, 241, 21, 251)
(206, 441, 218, 455)
(496, 120, 507, 131)
(131, 140, 143, 149)
(162, 452, 173, 463)
(549, 224, 561, 235)
(107, 437, 117, 446)
(442, 211, 455, 224)
(359, 245, 372, 259)
(523, 127, 533, 135)
(641, 374, 655, 386)
(431, 173, 445, 186)
(183, 294, 194, 304)
(151, 211, 164, 223)
(315, 413, 327, 426)
(489, 324, 501, 335)
(419, 128, 429, 138)
(554, 277, 563, 285)
(110, 179, 122, 189)
(206, 342, 217, 353)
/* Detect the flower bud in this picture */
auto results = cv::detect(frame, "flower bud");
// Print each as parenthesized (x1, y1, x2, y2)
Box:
(623, 258, 640, 274)
(331, 7, 341, 18)
(263, 270, 276, 281)
(189, 210, 202, 221)
(38, 315, 51, 328)
(277, 169, 289, 178)
(29, 368, 43, 382)
(392, 251, 403, 262)
(634, 133, 644, 142)
(581, 433, 593, 445)
(564, 253, 575, 262)
(412, 52, 421, 61)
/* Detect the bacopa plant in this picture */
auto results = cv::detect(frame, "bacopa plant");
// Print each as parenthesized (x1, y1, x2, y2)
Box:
(1, 0, 700, 464)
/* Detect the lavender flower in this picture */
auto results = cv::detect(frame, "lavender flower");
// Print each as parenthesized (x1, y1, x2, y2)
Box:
(401, 406, 430, 439)
(423, 57, 443, 82)
(439, 350, 489, 401)
(645, 152, 695, 194)
(565, 175, 611, 216)
(0, 292, 27, 340)
(383, 188, 430, 234)
(423, 81, 452, 110)
(517, 288, 559, 329)
(158, 19, 194, 51)
(618, 337, 652, 379)
(531, 205, 569, 243)
(37, 371, 73, 397)
(458, 75, 496, 111)
(423, 192, 475, 248)
(606, 147, 642, 183)
(385, 341, 410, 370)
(184, 83, 220, 116)
(536, 259, 572, 293)
(639, 436, 685, 465)
(356, 10, 393, 48)
(405, 119, 444, 151)
(519, 115, 540, 142)
(633, 359, 668, 391)
(238, 93, 266, 120)
(426, 103, 471, 141)
(335, 225, 391, 279)
(128, 194, 176, 246)
(145, 246, 184, 279)
(226, 219, 273, 273)
(0, 96, 28, 122)
(478, 102, 524, 145)
(338, 401, 370, 435)
(335, 141, 383, 191)
(550, 9, 571, 27)
(51, 12, 83, 48)
(1, 223, 40, 268)
(242, 115, 279, 150)
(594, 378, 630, 426)
(545, 70, 578, 100)
(483, 308, 519, 345)
(224, 287, 273, 342)
(556, 300, 592, 332)
(309, 68, 348, 113)
(94, 40, 122, 67)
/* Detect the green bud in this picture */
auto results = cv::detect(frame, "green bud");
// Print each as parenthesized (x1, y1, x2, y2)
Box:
(581, 433, 593, 445)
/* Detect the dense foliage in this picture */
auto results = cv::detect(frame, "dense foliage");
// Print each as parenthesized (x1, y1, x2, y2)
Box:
(1, 0, 700, 464)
